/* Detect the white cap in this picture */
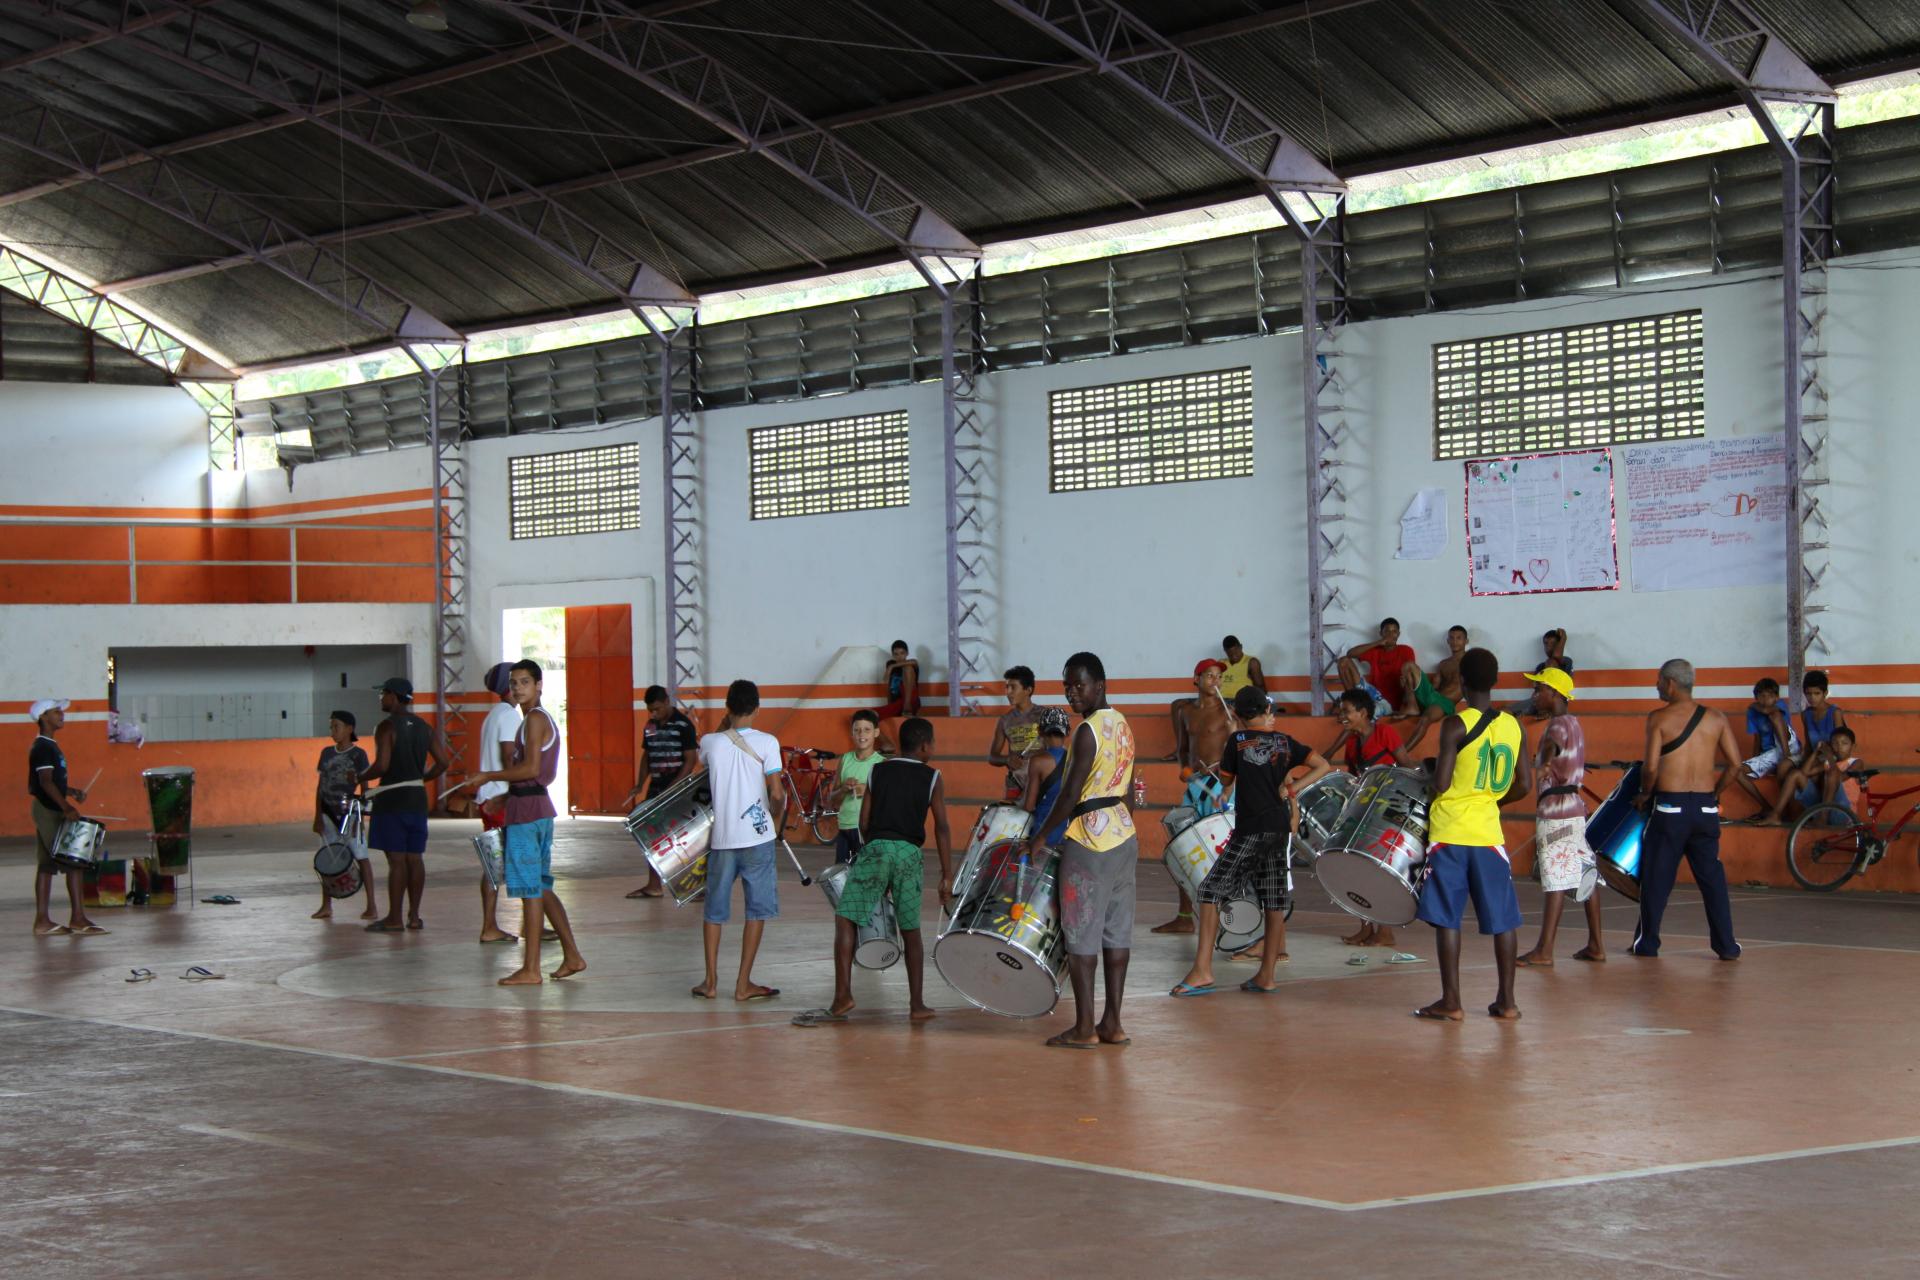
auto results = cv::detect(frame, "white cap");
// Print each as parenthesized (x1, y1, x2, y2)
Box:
(28, 698, 70, 722)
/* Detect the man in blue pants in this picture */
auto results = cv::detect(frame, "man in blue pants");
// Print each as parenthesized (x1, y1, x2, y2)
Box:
(1631, 658, 1744, 960)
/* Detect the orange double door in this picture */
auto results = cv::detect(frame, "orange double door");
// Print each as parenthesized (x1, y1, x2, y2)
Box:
(563, 604, 637, 815)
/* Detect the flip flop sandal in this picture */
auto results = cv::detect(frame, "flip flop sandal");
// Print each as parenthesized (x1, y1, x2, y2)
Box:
(1386, 953, 1423, 964)
(791, 1009, 849, 1027)
(738, 989, 780, 1002)
(124, 968, 155, 983)
(200, 895, 240, 905)
(181, 966, 225, 981)
(480, 935, 521, 945)
(1239, 979, 1281, 994)
(540, 929, 560, 942)
(1169, 982, 1216, 998)
(1346, 955, 1370, 966)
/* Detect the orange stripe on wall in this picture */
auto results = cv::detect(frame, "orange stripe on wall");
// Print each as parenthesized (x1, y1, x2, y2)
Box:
(295, 564, 434, 603)
(0, 564, 128, 604)
(0, 525, 129, 562)
(0, 487, 434, 523)
(134, 525, 291, 564)
(294, 528, 434, 565)
(136, 564, 291, 604)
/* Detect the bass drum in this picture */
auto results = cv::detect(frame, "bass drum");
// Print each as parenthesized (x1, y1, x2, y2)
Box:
(1162, 812, 1279, 950)
(816, 861, 903, 970)
(955, 804, 1034, 903)
(1314, 766, 1432, 926)
(313, 837, 363, 899)
(935, 840, 1065, 1018)
(624, 772, 715, 904)
(1295, 771, 1359, 851)
(1586, 764, 1647, 902)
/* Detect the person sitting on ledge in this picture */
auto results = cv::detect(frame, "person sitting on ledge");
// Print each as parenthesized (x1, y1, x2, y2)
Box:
(1334, 618, 1416, 719)
(1732, 676, 1800, 822)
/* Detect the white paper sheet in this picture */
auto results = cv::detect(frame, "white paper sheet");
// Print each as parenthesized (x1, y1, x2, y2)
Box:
(1624, 435, 1787, 592)
(1394, 487, 1448, 560)
(1465, 451, 1618, 596)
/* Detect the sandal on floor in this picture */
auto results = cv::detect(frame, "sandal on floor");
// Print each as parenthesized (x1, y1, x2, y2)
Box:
(200, 895, 240, 905)
(791, 1008, 849, 1026)
(1385, 952, 1422, 964)
(1346, 954, 1370, 966)
(124, 968, 155, 983)
(180, 966, 225, 981)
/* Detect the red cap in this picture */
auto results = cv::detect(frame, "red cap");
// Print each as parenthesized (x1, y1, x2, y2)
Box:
(1193, 658, 1225, 677)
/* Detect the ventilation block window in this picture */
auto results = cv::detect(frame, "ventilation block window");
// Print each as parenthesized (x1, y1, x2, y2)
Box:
(748, 409, 910, 520)
(508, 442, 641, 539)
(1434, 310, 1705, 460)
(1049, 366, 1253, 493)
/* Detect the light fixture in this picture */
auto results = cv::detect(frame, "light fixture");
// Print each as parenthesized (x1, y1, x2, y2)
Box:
(407, 0, 448, 32)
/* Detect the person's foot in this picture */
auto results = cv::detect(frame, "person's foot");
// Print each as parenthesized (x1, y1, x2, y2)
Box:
(1151, 914, 1195, 934)
(311, 907, 332, 920)
(734, 983, 779, 1002)
(359, 907, 379, 920)
(1572, 946, 1606, 963)
(1717, 946, 1742, 962)
(1341, 924, 1372, 945)
(1360, 931, 1397, 948)
(478, 929, 516, 944)
(690, 983, 717, 1000)
(406, 917, 424, 930)
(498, 968, 542, 986)
(1488, 1002, 1522, 1020)
(1095, 1019, 1130, 1046)
(1045, 1030, 1100, 1049)
(1413, 1000, 1463, 1021)
(32, 922, 70, 937)
(365, 919, 406, 932)
(551, 959, 587, 980)
(1515, 948, 1552, 967)
(69, 923, 108, 935)
(626, 886, 665, 899)
(909, 1004, 936, 1021)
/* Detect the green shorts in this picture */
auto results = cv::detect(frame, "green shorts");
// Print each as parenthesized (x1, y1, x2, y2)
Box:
(836, 838, 923, 932)
(1415, 672, 1455, 716)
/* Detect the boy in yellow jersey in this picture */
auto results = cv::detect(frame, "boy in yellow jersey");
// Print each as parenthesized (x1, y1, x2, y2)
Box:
(1414, 648, 1532, 1023)
(1218, 635, 1266, 700)
(1025, 651, 1138, 1051)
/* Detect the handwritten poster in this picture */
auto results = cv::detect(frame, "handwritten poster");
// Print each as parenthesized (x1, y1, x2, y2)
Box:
(1624, 435, 1787, 593)
(1465, 450, 1619, 596)
(1394, 487, 1448, 560)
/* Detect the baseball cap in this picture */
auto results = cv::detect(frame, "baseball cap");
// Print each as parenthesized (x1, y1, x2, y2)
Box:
(328, 709, 358, 741)
(484, 662, 515, 697)
(1193, 658, 1226, 677)
(375, 677, 414, 702)
(1523, 667, 1576, 700)
(28, 698, 70, 722)
(1039, 708, 1072, 736)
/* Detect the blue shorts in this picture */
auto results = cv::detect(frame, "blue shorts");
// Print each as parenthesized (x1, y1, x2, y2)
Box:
(1416, 843, 1522, 936)
(704, 842, 779, 924)
(503, 818, 555, 899)
(1352, 679, 1393, 717)
(367, 810, 428, 855)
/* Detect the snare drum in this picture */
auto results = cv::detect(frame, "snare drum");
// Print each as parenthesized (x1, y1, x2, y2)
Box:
(1162, 812, 1267, 951)
(816, 862, 903, 970)
(1315, 766, 1432, 925)
(1295, 771, 1359, 851)
(954, 804, 1034, 903)
(624, 772, 715, 905)
(313, 837, 363, 899)
(936, 840, 1065, 1018)
(472, 827, 505, 891)
(1586, 764, 1646, 902)
(50, 817, 107, 870)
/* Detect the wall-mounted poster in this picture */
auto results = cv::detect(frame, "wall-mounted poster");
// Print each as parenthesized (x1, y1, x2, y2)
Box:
(1623, 435, 1787, 593)
(1465, 450, 1619, 596)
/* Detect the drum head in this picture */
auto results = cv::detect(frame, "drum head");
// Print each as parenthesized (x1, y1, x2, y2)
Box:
(1574, 860, 1599, 903)
(1217, 896, 1266, 938)
(1315, 849, 1420, 926)
(854, 937, 903, 971)
(1598, 857, 1641, 902)
(314, 840, 355, 877)
(933, 932, 1060, 1019)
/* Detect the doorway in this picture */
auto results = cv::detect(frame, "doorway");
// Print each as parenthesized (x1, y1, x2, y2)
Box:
(563, 604, 636, 815)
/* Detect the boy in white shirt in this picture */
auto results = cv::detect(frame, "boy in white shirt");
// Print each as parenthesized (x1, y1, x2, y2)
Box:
(473, 663, 523, 945)
(693, 679, 786, 1002)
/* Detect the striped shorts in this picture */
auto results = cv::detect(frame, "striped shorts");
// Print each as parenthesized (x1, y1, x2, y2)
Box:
(1196, 830, 1291, 913)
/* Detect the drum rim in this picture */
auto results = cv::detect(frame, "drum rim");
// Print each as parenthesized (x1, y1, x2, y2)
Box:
(932, 929, 1061, 1018)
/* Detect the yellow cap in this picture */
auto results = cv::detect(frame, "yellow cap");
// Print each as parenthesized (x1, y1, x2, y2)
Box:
(1523, 667, 1576, 700)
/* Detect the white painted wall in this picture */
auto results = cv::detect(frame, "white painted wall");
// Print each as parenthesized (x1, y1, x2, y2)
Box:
(0, 381, 208, 507)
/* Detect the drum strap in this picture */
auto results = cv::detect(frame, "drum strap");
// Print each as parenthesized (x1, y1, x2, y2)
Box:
(1661, 705, 1708, 756)
(1539, 784, 1580, 797)
(1457, 708, 1508, 752)
(1069, 794, 1125, 819)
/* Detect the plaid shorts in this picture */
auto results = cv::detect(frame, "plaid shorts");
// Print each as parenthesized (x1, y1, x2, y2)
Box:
(1196, 830, 1290, 912)
(836, 838, 924, 932)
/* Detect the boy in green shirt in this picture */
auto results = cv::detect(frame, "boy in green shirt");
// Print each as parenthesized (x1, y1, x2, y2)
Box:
(825, 710, 882, 864)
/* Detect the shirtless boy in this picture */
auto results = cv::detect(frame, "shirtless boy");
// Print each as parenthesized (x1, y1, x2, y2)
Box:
(1402, 624, 1468, 751)
(1156, 658, 1238, 934)
(1631, 659, 1743, 961)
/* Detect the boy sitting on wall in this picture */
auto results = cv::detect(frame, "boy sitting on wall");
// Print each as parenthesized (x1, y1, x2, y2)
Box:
(1732, 677, 1800, 821)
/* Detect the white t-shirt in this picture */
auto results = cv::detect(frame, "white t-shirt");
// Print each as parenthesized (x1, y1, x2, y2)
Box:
(475, 701, 524, 804)
(701, 728, 783, 849)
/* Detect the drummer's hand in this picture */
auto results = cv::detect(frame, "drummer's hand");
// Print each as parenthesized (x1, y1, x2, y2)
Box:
(939, 884, 954, 911)
(621, 788, 642, 810)
(1633, 791, 1652, 812)
(71, 787, 88, 803)
(312, 818, 324, 835)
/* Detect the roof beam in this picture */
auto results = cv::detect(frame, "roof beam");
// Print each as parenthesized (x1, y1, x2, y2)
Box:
(35, 4, 695, 316)
(85, 0, 1381, 291)
(0, 83, 459, 342)
(0, 243, 227, 377)
(0, 0, 215, 74)
(0, 0, 722, 209)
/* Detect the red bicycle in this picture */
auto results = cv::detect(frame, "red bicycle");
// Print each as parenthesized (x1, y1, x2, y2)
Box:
(778, 746, 842, 844)
(1785, 767, 1920, 891)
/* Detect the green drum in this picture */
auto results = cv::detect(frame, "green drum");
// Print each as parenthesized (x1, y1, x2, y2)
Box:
(142, 766, 195, 878)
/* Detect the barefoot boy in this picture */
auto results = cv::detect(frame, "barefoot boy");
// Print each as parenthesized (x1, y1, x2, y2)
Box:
(1733, 677, 1799, 818)
(1323, 689, 1416, 948)
(311, 711, 376, 921)
(793, 717, 953, 1027)
(1515, 669, 1604, 966)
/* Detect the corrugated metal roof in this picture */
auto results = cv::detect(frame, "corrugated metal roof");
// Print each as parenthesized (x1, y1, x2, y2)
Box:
(0, 0, 1914, 367)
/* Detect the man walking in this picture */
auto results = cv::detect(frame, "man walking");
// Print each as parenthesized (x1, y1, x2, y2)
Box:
(28, 698, 105, 937)
(1632, 659, 1744, 961)
(361, 677, 450, 933)
(694, 679, 784, 1002)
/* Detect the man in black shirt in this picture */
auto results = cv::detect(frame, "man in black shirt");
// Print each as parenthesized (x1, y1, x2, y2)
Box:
(1173, 687, 1330, 997)
(623, 685, 700, 899)
(361, 677, 450, 933)
(28, 698, 105, 937)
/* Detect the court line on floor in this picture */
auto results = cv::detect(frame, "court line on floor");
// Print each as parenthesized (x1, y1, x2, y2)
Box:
(6, 999, 1917, 1214)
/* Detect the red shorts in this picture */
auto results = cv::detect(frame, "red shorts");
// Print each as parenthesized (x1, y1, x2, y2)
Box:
(877, 695, 920, 719)
(479, 800, 507, 832)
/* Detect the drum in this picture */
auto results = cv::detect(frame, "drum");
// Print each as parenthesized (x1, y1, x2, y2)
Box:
(1296, 771, 1359, 850)
(815, 862, 903, 970)
(1315, 766, 1432, 925)
(313, 837, 363, 899)
(1162, 812, 1267, 952)
(955, 804, 1034, 902)
(142, 766, 194, 877)
(936, 840, 1066, 1018)
(624, 771, 714, 905)
(50, 817, 107, 869)
(472, 827, 505, 891)
(1586, 764, 1646, 902)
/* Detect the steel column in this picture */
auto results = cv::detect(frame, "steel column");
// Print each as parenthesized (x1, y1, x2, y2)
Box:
(660, 318, 701, 705)
(940, 268, 991, 716)
(185, 380, 236, 470)
(412, 345, 469, 784)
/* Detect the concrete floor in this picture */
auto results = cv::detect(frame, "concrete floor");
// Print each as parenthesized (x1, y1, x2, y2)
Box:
(4, 817, 1919, 1278)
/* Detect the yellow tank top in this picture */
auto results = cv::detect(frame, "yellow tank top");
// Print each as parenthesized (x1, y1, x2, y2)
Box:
(1064, 708, 1137, 852)
(1218, 655, 1254, 698)
(1428, 707, 1522, 848)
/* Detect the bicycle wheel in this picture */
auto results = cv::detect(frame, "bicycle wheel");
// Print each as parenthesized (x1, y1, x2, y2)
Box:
(1786, 804, 1867, 891)
(810, 808, 840, 845)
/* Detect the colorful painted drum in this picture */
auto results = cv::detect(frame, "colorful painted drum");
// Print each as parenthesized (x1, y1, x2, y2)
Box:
(624, 771, 714, 905)
(472, 827, 505, 891)
(313, 837, 364, 899)
(1162, 812, 1268, 952)
(142, 766, 195, 878)
(815, 861, 903, 970)
(1586, 764, 1647, 902)
(83, 859, 129, 909)
(953, 804, 1034, 904)
(1295, 771, 1359, 851)
(935, 840, 1065, 1018)
(1315, 766, 1432, 926)
(50, 817, 108, 869)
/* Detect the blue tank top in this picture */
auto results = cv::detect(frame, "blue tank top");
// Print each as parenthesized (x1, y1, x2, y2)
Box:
(1036, 746, 1069, 845)
(1802, 703, 1837, 749)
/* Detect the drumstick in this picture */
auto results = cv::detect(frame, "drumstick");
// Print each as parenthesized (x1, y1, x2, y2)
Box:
(79, 768, 102, 797)
(780, 839, 814, 887)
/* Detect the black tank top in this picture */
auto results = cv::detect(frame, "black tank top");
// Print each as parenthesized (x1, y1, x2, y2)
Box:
(863, 757, 939, 846)
(373, 711, 431, 813)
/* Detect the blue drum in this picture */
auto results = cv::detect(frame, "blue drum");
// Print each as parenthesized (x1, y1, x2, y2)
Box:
(1586, 764, 1646, 902)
